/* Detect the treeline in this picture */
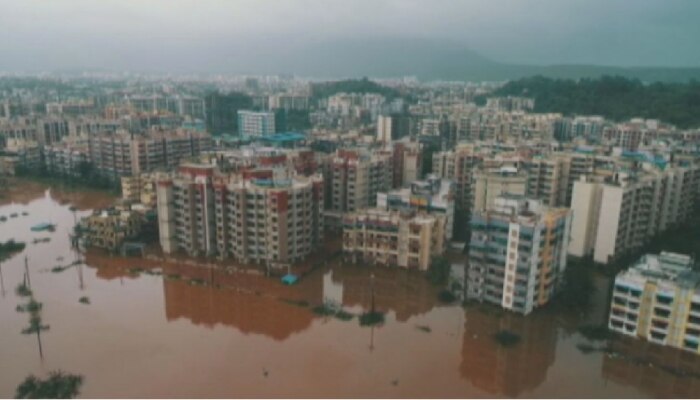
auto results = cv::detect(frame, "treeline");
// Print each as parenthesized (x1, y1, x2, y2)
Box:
(16, 161, 119, 192)
(483, 76, 700, 129)
(310, 77, 399, 100)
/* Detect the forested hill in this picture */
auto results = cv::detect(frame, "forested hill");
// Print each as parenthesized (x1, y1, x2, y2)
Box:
(310, 78, 400, 100)
(483, 76, 700, 129)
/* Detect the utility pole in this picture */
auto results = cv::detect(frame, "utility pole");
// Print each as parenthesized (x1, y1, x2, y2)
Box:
(24, 256, 31, 289)
(370, 273, 375, 314)
(0, 262, 5, 298)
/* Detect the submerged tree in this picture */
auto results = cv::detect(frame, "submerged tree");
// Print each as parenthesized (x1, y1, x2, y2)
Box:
(15, 371, 83, 399)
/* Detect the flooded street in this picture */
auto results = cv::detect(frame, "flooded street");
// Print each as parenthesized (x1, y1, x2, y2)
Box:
(1, 182, 699, 398)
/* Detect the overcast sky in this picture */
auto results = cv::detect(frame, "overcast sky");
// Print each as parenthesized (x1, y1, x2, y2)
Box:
(1, 0, 698, 72)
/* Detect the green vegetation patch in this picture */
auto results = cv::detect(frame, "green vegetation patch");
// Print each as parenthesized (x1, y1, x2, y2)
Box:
(15, 371, 83, 399)
(21, 315, 50, 335)
(16, 299, 43, 313)
(311, 305, 336, 316)
(426, 256, 450, 286)
(15, 283, 32, 297)
(482, 76, 700, 129)
(438, 289, 457, 304)
(578, 324, 612, 341)
(334, 310, 354, 321)
(493, 330, 521, 347)
(0, 240, 26, 261)
(359, 311, 385, 327)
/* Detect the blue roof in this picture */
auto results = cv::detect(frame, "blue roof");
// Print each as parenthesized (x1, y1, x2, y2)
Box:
(281, 274, 298, 285)
(258, 132, 306, 143)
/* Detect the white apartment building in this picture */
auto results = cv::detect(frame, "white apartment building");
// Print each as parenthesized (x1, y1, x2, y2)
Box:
(569, 163, 700, 264)
(237, 110, 275, 137)
(468, 195, 572, 315)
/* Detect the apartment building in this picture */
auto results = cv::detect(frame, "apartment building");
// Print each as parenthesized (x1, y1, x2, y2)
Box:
(156, 164, 324, 266)
(609, 252, 700, 355)
(377, 174, 455, 240)
(121, 173, 160, 207)
(268, 94, 309, 111)
(3, 139, 42, 172)
(569, 163, 700, 264)
(390, 139, 422, 188)
(328, 148, 392, 213)
(237, 110, 275, 137)
(43, 141, 90, 177)
(432, 143, 483, 213)
(78, 207, 142, 252)
(472, 167, 528, 214)
(376, 114, 410, 143)
(468, 195, 572, 315)
(88, 129, 211, 178)
(342, 208, 446, 270)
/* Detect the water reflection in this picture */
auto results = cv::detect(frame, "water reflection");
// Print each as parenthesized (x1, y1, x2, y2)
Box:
(329, 265, 439, 321)
(4, 180, 700, 398)
(163, 279, 317, 341)
(460, 308, 557, 397)
(602, 335, 700, 398)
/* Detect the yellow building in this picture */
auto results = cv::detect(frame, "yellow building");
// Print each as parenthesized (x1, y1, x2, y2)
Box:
(79, 207, 142, 252)
(610, 252, 700, 354)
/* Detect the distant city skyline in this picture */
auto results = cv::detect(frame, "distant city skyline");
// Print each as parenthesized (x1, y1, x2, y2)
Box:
(0, 0, 699, 73)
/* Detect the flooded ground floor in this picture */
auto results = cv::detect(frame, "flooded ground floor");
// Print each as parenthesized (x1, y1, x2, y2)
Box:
(0, 180, 699, 398)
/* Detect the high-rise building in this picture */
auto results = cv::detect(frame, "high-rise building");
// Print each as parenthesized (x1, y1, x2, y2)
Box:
(156, 164, 324, 266)
(609, 252, 700, 355)
(390, 139, 422, 188)
(88, 129, 212, 178)
(468, 195, 572, 315)
(432, 143, 483, 213)
(328, 148, 393, 213)
(237, 110, 276, 137)
(569, 164, 700, 264)
(376, 114, 410, 143)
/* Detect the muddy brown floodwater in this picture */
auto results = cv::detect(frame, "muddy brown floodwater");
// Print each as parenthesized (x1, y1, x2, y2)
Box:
(1, 181, 699, 398)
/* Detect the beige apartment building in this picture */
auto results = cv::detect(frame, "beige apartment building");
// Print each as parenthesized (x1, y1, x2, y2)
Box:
(78, 207, 142, 252)
(432, 143, 483, 213)
(342, 208, 446, 271)
(88, 129, 211, 178)
(472, 166, 528, 214)
(329, 148, 392, 213)
(156, 164, 324, 266)
(121, 173, 162, 207)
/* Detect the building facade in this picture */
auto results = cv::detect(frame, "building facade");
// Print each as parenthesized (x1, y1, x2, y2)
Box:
(342, 208, 446, 271)
(157, 164, 324, 266)
(237, 110, 275, 137)
(468, 195, 572, 315)
(609, 252, 700, 355)
(377, 175, 455, 240)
